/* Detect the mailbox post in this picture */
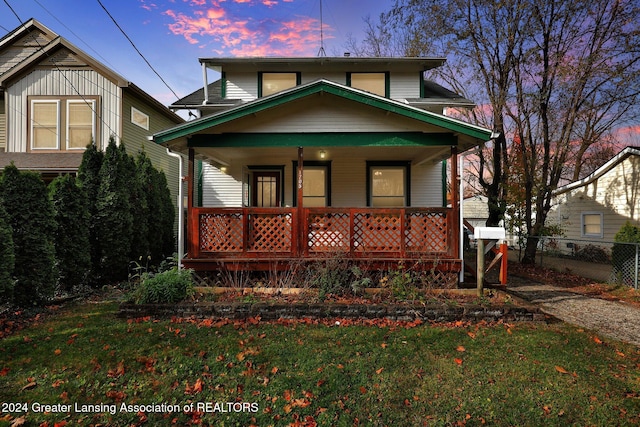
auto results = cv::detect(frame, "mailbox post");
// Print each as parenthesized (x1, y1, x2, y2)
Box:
(474, 227, 506, 297)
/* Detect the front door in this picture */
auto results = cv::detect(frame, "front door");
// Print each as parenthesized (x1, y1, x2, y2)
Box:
(252, 171, 281, 207)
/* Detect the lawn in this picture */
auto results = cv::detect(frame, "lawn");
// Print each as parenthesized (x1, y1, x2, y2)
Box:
(0, 300, 639, 427)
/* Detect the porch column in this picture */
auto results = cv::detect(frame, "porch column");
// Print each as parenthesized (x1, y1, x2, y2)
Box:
(450, 146, 460, 259)
(296, 146, 304, 256)
(187, 147, 197, 258)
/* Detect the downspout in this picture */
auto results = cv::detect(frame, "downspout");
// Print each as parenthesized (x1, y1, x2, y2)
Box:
(202, 62, 209, 106)
(166, 148, 184, 269)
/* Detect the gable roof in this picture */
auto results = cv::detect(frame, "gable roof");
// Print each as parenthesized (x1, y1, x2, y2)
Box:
(155, 78, 493, 149)
(553, 146, 640, 196)
(0, 19, 183, 124)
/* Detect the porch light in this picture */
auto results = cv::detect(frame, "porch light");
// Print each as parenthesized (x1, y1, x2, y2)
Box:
(220, 166, 228, 173)
(319, 150, 326, 159)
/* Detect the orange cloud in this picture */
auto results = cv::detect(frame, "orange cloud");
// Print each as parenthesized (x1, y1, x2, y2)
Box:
(162, 0, 332, 56)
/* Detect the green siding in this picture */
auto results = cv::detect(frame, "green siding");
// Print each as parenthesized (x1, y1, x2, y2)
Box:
(122, 93, 185, 237)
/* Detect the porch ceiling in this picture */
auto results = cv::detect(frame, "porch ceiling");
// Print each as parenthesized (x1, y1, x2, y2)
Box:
(194, 145, 452, 167)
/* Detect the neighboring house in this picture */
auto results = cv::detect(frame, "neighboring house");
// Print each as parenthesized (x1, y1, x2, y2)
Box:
(462, 195, 489, 230)
(154, 57, 493, 285)
(551, 147, 640, 243)
(0, 19, 184, 220)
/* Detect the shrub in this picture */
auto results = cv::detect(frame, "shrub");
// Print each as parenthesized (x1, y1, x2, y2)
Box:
(574, 244, 610, 263)
(132, 268, 194, 304)
(77, 143, 104, 283)
(49, 175, 91, 291)
(0, 203, 14, 303)
(95, 138, 134, 283)
(0, 165, 56, 305)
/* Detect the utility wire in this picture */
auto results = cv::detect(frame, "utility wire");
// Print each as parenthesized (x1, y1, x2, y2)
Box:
(2, 0, 118, 141)
(96, 0, 182, 103)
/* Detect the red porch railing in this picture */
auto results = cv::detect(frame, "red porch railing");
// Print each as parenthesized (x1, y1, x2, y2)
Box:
(189, 207, 455, 261)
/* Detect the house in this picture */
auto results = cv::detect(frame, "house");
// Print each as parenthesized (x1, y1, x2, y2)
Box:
(154, 57, 494, 285)
(551, 146, 640, 244)
(0, 19, 184, 212)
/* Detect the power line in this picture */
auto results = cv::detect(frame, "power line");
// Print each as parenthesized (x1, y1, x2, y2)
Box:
(96, 0, 182, 103)
(2, 0, 119, 141)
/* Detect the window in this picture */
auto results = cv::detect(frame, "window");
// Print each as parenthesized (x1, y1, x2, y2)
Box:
(131, 107, 149, 130)
(259, 72, 300, 97)
(30, 98, 97, 151)
(293, 161, 331, 207)
(31, 100, 59, 149)
(348, 72, 388, 97)
(367, 161, 410, 207)
(582, 212, 603, 238)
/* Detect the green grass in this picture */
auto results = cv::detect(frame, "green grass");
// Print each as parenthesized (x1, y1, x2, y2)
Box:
(1, 301, 639, 426)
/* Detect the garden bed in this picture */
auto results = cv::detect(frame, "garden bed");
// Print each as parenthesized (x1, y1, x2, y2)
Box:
(119, 287, 547, 322)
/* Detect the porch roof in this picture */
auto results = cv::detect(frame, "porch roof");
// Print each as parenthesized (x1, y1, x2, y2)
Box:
(153, 79, 494, 152)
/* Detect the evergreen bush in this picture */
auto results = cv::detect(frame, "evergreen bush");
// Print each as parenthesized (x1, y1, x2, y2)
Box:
(130, 152, 151, 263)
(0, 203, 15, 303)
(95, 138, 134, 283)
(0, 165, 56, 305)
(77, 143, 103, 283)
(49, 175, 91, 291)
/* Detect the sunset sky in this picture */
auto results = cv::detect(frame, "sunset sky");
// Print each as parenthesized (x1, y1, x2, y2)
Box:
(0, 0, 389, 105)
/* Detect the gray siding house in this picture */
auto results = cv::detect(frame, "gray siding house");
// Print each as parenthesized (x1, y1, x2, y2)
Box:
(0, 19, 184, 226)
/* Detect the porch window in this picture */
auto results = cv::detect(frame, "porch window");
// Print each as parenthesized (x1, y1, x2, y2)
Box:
(30, 97, 97, 151)
(259, 72, 300, 97)
(292, 161, 331, 207)
(348, 72, 389, 97)
(367, 161, 410, 207)
(582, 212, 603, 238)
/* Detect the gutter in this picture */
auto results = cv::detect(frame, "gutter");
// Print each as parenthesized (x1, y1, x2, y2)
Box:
(164, 145, 185, 269)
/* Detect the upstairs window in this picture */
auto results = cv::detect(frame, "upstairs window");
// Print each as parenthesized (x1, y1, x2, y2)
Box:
(348, 72, 388, 97)
(259, 72, 300, 97)
(30, 97, 97, 151)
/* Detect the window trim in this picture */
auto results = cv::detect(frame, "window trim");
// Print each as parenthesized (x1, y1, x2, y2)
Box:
(131, 106, 150, 130)
(29, 96, 99, 152)
(346, 72, 390, 97)
(292, 160, 332, 207)
(366, 161, 411, 207)
(67, 99, 96, 150)
(258, 72, 301, 97)
(30, 99, 60, 150)
(581, 212, 604, 238)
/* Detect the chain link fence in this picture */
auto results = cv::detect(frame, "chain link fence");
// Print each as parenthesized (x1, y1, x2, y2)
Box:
(513, 237, 639, 289)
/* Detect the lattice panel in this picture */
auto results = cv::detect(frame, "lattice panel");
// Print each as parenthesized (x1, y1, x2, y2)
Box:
(248, 213, 292, 252)
(307, 212, 350, 252)
(406, 212, 448, 253)
(199, 213, 243, 252)
(354, 213, 402, 252)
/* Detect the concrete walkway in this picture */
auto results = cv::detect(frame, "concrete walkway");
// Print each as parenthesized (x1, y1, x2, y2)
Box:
(506, 276, 640, 347)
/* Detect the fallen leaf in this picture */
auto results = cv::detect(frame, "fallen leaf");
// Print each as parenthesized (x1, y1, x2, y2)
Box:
(21, 381, 37, 391)
(271, 366, 279, 374)
(359, 386, 367, 394)
(376, 367, 384, 375)
(454, 358, 463, 365)
(381, 343, 388, 348)
(54, 349, 62, 355)
(456, 346, 466, 352)
(555, 366, 569, 374)
(0, 367, 9, 376)
(467, 332, 476, 339)
(593, 336, 603, 344)
(10, 416, 26, 427)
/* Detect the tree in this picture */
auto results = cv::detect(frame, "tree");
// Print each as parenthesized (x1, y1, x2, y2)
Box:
(366, 0, 640, 263)
(511, 0, 640, 263)
(95, 138, 133, 282)
(0, 202, 14, 303)
(77, 143, 104, 283)
(49, 175, 91, 291)
(0, 165, 56, 305)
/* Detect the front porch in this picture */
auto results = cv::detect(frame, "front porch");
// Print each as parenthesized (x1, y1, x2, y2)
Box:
(184, 206, 461, 273)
